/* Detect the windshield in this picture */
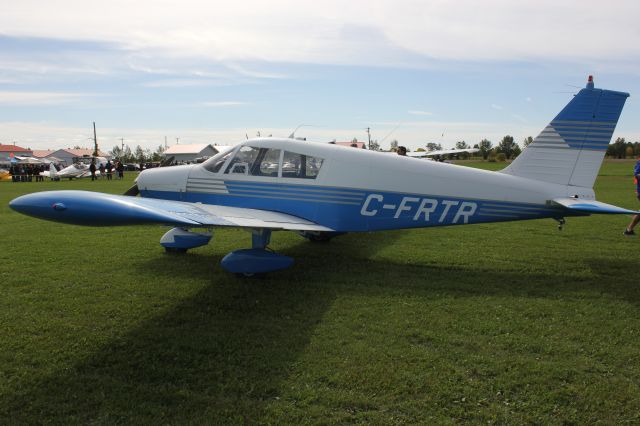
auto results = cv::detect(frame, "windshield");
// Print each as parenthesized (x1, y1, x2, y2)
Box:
(202, 149, 235, 173)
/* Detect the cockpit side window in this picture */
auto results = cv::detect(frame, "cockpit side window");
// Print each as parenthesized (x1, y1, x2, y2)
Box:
(253, 148, 281, 177)
(202, 150, 234, 174)
(282, 151, 324, 179)
(224, 146, 260, 175)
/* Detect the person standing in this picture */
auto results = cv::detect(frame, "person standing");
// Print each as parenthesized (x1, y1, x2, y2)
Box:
(117, 161, 124, 180)
(106, 160, 113, 180)
(623, 155, 640, 236)
(89, 159, 97, 181)
(99, 162, 105, 179)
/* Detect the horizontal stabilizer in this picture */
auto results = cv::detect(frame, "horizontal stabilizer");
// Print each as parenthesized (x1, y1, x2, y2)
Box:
(552, 197, 639, 215)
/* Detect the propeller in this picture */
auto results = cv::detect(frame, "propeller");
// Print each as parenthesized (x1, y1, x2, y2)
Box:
(123, 184, 139, 196)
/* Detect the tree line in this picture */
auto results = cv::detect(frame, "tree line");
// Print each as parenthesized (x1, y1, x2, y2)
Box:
(109, 144, 166, 163)
(386, 135, 640, 161)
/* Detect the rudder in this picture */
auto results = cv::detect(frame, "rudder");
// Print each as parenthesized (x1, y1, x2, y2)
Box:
(501, 76, 629, 188)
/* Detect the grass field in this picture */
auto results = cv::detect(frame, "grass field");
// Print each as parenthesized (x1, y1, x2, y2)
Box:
(1, 160, 639, 424)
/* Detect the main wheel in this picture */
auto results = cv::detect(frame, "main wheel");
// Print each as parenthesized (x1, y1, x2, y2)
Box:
(164, 247, 188, 254)
(298, 231, 345, 242)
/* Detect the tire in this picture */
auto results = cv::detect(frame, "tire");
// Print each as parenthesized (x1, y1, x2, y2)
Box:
(164, 247, 188, 254)
(298, 231, 345, 242)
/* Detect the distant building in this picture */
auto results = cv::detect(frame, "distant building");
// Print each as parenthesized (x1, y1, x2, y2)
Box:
(334, 141, 367, 149)
(49, 148, 111, 166)
(163, 143, 225, 163)
(31, 149, 57, 159)
(0, 144, 32, 161)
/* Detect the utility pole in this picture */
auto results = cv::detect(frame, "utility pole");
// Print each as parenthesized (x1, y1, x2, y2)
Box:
(366, 127, 371, 150)
(176, 137, 180, 144)
(119, 137, 124, 153)
(92, 122, 99, 157)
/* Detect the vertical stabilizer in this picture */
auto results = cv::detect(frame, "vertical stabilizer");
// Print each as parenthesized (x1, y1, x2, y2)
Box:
(501, 76, 629, 188)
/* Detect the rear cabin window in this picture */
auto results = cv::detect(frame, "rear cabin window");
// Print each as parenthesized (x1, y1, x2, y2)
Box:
(282, 151, 324, 179)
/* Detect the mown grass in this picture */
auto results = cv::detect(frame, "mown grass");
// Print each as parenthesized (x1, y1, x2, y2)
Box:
(1, 161, 639, 424)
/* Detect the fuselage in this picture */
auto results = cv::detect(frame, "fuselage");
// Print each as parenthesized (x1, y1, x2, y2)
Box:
(137, 138, 589, 232)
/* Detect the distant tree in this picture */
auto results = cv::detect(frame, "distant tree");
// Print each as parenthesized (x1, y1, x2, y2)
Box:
(512, 144, 522, 159)
(369, 140, 380, 151)
(110, 145, 123, 159)
(122, 145, 133, 163)
(151, 145, 166, 161)
(497, 135, 518, 159)
(608, 137, 627, 159)
(626, 146, 634, 158)
(455, 141, 469, 149)
(523, 136, 534, 147)
(390, 140, 399, 152)
(496, 152, 506, 162)
(478, 139, 493, 160)
(134, 145, 145, 162)
(426, 142, 442, 152)
(73, 145, 82, 149)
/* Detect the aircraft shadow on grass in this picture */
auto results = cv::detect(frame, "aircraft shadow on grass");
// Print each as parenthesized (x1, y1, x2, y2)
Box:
(2, 231, 638, 423)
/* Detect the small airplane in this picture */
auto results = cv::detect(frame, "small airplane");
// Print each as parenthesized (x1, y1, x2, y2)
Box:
(406, 147, 480, 159)
(10, 76, 638, 276)
(52, 157, 108, 179)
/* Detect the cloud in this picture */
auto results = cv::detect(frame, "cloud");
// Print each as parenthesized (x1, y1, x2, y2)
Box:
(408, 110, 433, 116)
(511, 114, 527, 123)
(199, 101, 248, 107)
(0, 91, 88, 105)
(144, 79, 215, 88)
(0, 1, 638, 69)
(491, 104, 503, 110)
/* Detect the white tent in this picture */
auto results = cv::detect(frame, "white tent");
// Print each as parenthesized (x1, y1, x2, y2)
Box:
(17, 156, 42, 164)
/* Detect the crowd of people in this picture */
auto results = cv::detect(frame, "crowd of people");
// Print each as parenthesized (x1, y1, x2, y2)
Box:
(5, 159, 130, 182)
(6, 163, 48, 182)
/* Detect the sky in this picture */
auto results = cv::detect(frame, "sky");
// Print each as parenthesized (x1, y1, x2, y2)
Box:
(1, 0, 639, 153)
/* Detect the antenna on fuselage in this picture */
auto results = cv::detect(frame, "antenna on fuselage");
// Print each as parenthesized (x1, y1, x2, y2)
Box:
(288, 124, 322, 139)
(379, 122, 403, 144)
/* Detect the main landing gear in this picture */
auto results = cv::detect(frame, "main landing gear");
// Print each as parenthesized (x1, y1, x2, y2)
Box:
(298, 231, 346, 242)
(220, 229, 293, 276)
(160, 227, 294, 276)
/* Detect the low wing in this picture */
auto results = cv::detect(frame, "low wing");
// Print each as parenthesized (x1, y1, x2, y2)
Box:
(9, 190, 334, 231)
(552, 197, 640, 215)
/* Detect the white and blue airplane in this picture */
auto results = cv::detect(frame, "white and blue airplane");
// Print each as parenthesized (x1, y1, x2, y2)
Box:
(10, 76, 637, 275)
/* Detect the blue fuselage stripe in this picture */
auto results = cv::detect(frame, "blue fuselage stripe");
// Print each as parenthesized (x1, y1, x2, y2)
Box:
(140, 180, 578, 231)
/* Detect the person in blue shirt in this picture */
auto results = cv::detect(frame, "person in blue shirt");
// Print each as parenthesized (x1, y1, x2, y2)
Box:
(623, 156, 640, 236)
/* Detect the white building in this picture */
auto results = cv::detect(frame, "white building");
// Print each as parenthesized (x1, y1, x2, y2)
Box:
(163, 144, 229, 164)
(48, 148, 111, 166)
